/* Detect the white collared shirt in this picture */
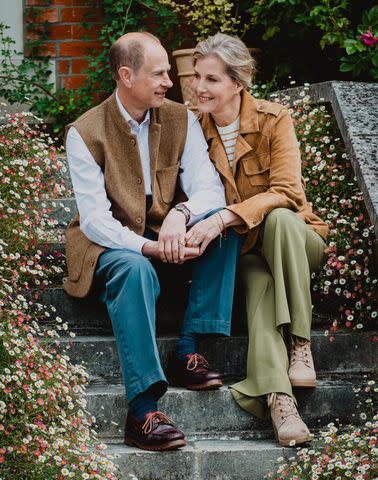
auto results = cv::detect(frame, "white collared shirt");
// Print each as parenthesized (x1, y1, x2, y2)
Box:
(66, 91, 226, 253)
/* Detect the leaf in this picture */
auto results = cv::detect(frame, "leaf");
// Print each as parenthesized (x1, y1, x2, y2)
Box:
(340, 62, 354, 72)
(372, 51, 378, 68)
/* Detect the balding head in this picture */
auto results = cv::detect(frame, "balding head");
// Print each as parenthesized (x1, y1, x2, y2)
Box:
(109, 32, 162, 81)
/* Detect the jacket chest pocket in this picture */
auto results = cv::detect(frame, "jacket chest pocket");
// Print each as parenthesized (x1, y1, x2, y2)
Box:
(156, 163, 180, 204)
(238, 153, 270, 197)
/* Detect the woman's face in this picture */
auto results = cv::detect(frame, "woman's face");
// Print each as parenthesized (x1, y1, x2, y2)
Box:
(191, 56, 242, 117)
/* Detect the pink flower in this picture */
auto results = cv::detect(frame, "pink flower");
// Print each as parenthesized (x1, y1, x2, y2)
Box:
(359, 31, 377, 47)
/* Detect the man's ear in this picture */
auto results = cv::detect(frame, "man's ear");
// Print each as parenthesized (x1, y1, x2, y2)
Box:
(118, 66, 133, 88)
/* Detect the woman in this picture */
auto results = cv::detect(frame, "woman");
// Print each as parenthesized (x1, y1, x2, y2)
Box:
(185, 33, 329, 447)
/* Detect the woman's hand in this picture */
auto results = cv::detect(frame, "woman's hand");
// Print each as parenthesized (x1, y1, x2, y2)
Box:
(185, 213, 223, 255)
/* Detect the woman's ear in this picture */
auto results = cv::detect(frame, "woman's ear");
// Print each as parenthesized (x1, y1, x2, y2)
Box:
(236, 82, 243, 94)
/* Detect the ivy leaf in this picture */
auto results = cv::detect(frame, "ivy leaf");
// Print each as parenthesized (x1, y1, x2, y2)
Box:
(372, 51, 378, 68)
(339, 60, 354, 72)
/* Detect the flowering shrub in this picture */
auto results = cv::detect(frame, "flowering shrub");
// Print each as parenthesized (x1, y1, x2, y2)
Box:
(251, 83, 377, 331)
(0, 108, 119, 479)
(157, 0, 247, 42)
(266, 380, 378, 479)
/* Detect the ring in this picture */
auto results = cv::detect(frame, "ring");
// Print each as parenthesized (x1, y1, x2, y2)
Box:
(179, 240, 186, 246)
(193, 239, 200, 245)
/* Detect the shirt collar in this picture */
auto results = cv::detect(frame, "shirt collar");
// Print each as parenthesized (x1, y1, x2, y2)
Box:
(115, 89, 150, 127)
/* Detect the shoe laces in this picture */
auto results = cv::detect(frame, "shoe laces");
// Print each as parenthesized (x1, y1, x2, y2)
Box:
(142, 411, 172, 435)
(267, 393, 300, 422)
(291, 338, 311, 366)
(186, 353, 210, 371)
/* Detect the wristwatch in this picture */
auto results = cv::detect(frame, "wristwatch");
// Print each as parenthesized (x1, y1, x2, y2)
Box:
(174, 203, 190, 224)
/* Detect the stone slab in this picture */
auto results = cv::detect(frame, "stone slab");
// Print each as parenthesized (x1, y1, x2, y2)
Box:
(37, 285, 335, 336)
(106, 439, 284, 480)
(274, 81, 378, 236)
(86, 378, 362, 439)
(61, 331, 377, 385)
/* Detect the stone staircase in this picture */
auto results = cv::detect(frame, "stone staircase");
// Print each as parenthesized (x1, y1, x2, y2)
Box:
(45, 230, 376, 479)
(47, 82, 377, 478)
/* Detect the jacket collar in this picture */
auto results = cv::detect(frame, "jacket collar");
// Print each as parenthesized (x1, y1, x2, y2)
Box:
(201, 90, 260, 140)
(201, 90, 260, 185)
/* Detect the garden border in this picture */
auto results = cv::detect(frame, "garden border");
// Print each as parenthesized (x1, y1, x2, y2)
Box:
(282, 81, 378, 237)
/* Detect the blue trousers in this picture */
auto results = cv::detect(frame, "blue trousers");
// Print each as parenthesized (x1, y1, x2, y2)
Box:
(94, 228, 242, 403)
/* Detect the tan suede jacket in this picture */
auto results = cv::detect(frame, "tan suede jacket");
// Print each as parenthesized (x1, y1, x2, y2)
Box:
(200, 90, 329, 254)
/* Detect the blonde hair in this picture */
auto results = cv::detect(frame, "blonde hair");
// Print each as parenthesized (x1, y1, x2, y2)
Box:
(193, 33, 255, 88)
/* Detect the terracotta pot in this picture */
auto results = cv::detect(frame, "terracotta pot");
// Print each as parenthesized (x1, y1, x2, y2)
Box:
(172, 48, 197, 110)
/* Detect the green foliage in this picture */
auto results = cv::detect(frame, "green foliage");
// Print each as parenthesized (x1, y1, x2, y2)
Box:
(0, 1, 180, 140)
(156, 0, 248, 42)
(79, 0, 180, 104)
(0, 23, 91, 139)
(340, 6, 378, 80)
(246, 1, 377, 82)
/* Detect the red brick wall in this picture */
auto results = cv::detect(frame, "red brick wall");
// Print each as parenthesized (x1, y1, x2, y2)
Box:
(25, 0, 104, 90)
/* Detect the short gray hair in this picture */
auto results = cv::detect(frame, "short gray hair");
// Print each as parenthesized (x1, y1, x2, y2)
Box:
(109, 32, 161, 81)
(193, 33, 255, 88)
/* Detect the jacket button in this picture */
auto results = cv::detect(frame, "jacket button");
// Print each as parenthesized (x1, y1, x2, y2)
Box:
(233, 198, 238, 204)
(131, 138, 136, 146)
(136, 177, 142, 184)
(136, 217, 142, 224)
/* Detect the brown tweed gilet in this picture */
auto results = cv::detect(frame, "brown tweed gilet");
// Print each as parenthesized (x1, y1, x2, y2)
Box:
(64, 93, 188, 298)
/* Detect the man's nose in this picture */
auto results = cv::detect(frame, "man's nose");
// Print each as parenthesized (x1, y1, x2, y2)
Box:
(162, 73, 173, 88)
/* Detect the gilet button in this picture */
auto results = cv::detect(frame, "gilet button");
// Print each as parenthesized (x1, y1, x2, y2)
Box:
(136, 177, 142, 184)
(131, 138, 136, 146)
(136, 217, 142, 224)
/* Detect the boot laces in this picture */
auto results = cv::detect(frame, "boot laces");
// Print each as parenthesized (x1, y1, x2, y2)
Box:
(291, 339, 311, 366)
(142, 411, 172, 435)
(186, 353, 210, 371)
(267, 393, 300, 421)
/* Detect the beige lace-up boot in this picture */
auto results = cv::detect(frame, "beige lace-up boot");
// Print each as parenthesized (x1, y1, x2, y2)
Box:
(288, 337, 316, 387)
(267, 392, 311, 447)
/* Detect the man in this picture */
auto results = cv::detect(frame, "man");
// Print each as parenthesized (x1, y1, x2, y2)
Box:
(64, 32, 241, 451)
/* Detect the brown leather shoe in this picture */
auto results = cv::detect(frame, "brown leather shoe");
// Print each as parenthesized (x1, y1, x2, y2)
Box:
(124, 411, 186, 451)
(167, 352, 223, 390)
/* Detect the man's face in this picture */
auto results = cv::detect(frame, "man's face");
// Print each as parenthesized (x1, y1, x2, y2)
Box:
(128, 43, 173, 110)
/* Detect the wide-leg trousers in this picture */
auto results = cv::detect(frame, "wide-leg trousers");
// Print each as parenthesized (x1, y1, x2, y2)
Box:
(94, 227, 242, 403)
(230, 208, 326, 419)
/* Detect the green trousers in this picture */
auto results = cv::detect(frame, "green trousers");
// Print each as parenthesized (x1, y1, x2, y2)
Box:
(230, 208, 326, 419)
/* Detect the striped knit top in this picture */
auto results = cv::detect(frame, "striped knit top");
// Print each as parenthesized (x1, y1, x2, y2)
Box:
(215, 116, 240, 169)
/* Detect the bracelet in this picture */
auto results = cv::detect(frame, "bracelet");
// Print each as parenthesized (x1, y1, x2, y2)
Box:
(216, 211, 226, 232)
(214, 213, 223, 234)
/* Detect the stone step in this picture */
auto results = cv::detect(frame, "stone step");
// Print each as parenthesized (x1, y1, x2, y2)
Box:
(38, 286, 334, 335)
(104, 439, 285, 480)
(87, 377, 362, 440)
(63, 332, 377, 384)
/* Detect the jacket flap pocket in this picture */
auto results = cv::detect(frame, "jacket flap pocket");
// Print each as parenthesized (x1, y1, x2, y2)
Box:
(242, 153, 270, 175)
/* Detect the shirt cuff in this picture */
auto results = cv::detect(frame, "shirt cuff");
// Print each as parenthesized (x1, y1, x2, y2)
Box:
(125, 232, 150, 254)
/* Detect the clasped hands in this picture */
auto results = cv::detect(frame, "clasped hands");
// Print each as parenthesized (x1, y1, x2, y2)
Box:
(142, 209, 224, 263)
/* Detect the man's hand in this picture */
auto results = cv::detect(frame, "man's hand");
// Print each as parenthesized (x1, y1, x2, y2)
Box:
(142, 240, 201, 263)
(185, 213, 222, 255)
(141, 240, 161, 259)
(158, 209, 187, 263)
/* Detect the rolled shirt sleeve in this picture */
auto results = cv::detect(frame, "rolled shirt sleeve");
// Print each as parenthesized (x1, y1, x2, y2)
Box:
(179, 111, 226, 225)
(66, 127, 148, 253)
